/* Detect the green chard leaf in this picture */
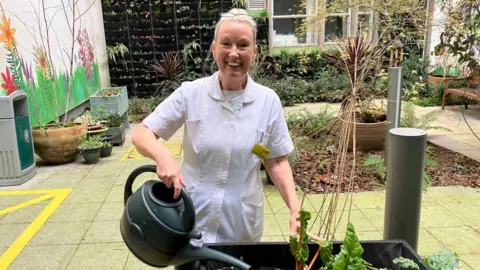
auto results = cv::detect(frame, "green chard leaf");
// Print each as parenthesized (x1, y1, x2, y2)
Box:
(289, 235, 299, 257)
(289, 209, 312, 268)
(332, 223, 365, 270)
(343, 223, 364, 258)
(319, 240, 334, 267)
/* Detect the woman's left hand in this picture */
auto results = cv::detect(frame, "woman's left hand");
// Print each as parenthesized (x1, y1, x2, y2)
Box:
(290, 211, 300, 235)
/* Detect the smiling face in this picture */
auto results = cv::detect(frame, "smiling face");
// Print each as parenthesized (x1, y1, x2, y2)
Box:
(211, 21, 257, 86)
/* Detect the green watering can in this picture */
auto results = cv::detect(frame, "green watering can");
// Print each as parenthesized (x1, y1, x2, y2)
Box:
(120, 164, 251, 269)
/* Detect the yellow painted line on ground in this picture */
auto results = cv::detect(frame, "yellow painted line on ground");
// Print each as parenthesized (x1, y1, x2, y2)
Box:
(0, 189, 72, 269)
(121, 146, 135, 161)
(0, 193, 56, 216)
(0, 189, 71, 195)
(122, 142, 183, 161)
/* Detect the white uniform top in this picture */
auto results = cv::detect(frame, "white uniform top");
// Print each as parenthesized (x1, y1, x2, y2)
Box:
(143, 71, 294, 247)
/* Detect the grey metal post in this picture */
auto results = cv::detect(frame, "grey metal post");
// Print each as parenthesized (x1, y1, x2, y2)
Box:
(385, 67, 403, 166)
(383, 128, 427, 251)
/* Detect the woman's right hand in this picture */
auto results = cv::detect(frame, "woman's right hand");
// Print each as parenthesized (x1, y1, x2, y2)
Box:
(154, 151, 186, 199)
(132, 123, 186, 199)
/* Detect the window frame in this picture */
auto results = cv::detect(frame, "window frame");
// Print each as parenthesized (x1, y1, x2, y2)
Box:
(266, 0, 376, 50)
(323, 11, 351, 45)
(268, 0, 319, 48)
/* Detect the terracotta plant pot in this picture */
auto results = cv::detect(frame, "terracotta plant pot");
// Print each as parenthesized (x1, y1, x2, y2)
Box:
(339, 118, 387, 151)
(32, 123, 87, 165)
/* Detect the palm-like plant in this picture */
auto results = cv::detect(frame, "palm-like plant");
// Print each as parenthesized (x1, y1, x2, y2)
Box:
(152, 51, 184, 81)
(329, 34, 387, 123)
(151, 52, 184, 97)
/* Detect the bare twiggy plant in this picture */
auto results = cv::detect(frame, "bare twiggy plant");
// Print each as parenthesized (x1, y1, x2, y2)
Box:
(289, 1, 429, 242)
(60, 0, 96, 123)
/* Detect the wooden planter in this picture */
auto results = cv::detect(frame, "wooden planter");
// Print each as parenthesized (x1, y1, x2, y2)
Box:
(339, 118, 387, 151)
(32, 123, 87, 164)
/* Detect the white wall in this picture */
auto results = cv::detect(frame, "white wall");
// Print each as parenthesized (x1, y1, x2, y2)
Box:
(0, 0, 110, 89)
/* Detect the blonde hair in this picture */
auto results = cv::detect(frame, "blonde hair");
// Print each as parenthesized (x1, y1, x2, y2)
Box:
(214, 8, 257, 42)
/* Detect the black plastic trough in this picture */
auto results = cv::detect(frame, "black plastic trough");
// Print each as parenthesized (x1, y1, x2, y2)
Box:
(193, 240, 428, 270)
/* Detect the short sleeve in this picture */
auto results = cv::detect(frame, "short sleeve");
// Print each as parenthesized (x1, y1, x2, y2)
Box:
(142, 86, 186, 141)
(265, 95, 294, 159)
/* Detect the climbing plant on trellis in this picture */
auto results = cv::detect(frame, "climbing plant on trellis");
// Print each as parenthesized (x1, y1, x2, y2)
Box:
(102, 0, 268, 98)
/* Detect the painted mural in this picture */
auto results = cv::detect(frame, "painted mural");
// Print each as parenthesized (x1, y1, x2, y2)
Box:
(0, 5, 100, 127)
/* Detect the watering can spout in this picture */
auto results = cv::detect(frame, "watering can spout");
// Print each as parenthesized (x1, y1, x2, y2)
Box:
(173, 244, 251, 270)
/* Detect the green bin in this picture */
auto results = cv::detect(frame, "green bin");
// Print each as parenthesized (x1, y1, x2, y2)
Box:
(0, 90, 36, 186)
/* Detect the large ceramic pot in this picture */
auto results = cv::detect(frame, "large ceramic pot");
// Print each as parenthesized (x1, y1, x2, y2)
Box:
(32, 123, 87, 164)
(339, 118, 387, 151)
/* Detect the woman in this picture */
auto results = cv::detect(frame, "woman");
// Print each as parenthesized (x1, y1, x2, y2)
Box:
(132, 8, 300, 250)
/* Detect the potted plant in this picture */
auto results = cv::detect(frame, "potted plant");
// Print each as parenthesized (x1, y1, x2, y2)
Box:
(90, 86, 129, 128)
(329, 35, 388, 151)
(74, 110, 104, 133)
(100, 140, 113, 158)
(77, 135, 104, 164)
(32, 123, 87, 164)
(105, 113, 126, 146)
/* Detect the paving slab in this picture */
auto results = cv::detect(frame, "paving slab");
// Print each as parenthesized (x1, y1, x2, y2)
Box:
(65, 242, 129, 270)
(7, 244, 77, 270)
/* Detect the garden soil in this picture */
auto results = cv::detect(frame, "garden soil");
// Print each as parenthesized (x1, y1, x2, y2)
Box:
(292, 142, 480, 194)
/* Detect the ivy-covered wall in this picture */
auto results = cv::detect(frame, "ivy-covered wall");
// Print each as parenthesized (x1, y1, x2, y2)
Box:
(102, 0, 268, 98)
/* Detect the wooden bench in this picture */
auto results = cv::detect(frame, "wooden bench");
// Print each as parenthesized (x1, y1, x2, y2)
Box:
(441, 77, 480, 109)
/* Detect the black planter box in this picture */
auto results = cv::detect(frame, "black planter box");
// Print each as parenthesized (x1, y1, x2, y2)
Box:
(199, 240, 427, 270)
(107, 123, 125, 146)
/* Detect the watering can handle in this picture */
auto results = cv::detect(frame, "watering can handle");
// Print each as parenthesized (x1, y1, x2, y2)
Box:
(123, 164, 194, 211)
(124, 164, 158, 205)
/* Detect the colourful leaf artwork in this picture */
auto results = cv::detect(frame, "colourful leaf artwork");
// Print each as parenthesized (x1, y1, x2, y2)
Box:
(0, 5, 100, 127)
(0, 13, 16, 50)
(1, 67, 19, 95)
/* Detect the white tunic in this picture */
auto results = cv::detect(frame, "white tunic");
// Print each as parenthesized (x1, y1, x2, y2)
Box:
(143, 72, 294, 247)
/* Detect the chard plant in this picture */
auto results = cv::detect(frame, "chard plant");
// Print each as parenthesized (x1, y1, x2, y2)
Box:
(289, 210, 311, 270)
(394, 250, 460, 270)
(289, 211, 376, 270)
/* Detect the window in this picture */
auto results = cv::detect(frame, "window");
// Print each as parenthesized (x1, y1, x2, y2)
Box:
(270, 0, 317, 47)
(266, 0, 375, 49)
(357, 5, 374, 42)
(324, 0, 349, 43)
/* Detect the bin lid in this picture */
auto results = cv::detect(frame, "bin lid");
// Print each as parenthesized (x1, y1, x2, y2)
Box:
(0, 90, 28, 119)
